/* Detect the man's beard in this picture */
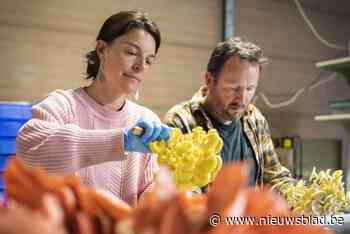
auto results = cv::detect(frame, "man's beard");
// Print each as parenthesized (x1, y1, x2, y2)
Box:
(204, 94, 244, 123)
(221, 108, 243, 122)
(208, 105, 243, 124)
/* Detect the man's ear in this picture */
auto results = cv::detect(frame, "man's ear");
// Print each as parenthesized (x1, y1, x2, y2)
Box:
(205, 71, 215, 88)
(96, 40, 108, 63)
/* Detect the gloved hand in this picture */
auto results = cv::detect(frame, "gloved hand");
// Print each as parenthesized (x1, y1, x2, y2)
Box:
(123, 118, 171, 153)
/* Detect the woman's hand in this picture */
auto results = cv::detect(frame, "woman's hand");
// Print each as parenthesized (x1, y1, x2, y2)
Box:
(124, 118, 171, 153)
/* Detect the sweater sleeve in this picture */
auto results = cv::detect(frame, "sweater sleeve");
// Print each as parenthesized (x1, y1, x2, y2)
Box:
(16, 91, 126, 175)
(136, 107, 161, 198)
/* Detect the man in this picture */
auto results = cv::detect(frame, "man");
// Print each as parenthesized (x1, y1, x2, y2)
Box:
(164, 37, 296, 195)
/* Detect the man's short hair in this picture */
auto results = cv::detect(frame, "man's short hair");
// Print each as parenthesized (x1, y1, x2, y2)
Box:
(207, 37, 268, 82)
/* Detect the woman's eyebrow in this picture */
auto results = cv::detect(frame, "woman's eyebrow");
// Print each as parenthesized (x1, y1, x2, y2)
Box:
(125, 42, 139, 50)
(125, 42, 155, 58)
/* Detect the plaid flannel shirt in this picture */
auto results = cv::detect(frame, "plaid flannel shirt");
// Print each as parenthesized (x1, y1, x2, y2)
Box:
(164, 86, 296, 195)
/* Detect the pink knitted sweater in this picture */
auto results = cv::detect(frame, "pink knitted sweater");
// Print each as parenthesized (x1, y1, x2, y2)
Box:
(16, 87, 159, 207)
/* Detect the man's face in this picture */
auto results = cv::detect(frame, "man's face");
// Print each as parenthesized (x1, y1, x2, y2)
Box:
(206, 56, 260, 122)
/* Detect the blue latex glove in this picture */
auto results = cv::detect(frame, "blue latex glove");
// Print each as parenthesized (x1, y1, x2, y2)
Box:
(123, 119, 171, 153)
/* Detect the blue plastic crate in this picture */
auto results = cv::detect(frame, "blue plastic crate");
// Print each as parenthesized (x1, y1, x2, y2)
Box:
(0, 174, 4, 189)
(0, 138, 16, 155)
(0, 155, 12, 172)
(0, 102, 32, 120)
(0, 188, 4, 200)
(0, 119, 28, 137)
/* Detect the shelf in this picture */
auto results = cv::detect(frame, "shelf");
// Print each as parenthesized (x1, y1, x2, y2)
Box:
(315, 113, 350, 122)
(315, 114, 350, 128)
(316, 56, 350, 80)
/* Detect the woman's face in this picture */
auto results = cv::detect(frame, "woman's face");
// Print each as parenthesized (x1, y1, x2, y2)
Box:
(97, 28, 156, 96)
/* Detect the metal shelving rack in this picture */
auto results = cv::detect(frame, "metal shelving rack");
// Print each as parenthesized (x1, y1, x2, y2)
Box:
(314, 57, 350, 190)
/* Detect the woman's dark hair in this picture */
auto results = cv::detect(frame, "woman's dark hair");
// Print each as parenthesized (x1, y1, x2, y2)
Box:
(85, 10, 161, 79)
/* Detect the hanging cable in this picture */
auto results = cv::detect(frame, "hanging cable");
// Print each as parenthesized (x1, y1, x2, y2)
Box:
(258, 88, 305, 109)
(256, 72, 337, 109)
(307, 72, 337, 91)
(293, 0, 348, 51)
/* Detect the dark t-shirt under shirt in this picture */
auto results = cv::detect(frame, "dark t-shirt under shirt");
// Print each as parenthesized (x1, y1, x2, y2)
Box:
(211, 117, 258, 186)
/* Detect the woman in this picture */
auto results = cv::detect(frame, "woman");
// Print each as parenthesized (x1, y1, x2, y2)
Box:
(16, 10, 170, 207)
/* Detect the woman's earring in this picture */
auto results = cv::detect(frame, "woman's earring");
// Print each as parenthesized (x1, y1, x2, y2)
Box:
(96, 63, 104, 80)
(134, 88, 139, 100)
